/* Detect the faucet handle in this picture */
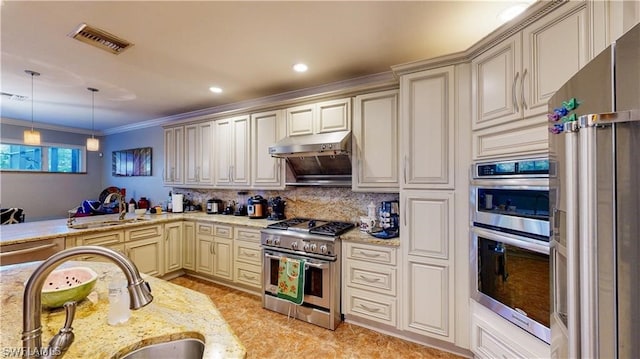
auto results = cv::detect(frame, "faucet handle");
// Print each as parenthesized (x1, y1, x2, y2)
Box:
(44, 301, 76, 359)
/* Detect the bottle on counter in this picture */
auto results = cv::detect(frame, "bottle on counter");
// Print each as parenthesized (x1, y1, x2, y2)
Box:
(167, 191, 173, 212)
(128, 198, 136, 213)
(138, 197, 149, 209)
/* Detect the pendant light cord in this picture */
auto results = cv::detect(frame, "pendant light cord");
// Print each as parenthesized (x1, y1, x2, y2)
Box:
(25, 70, 40, 131)
(88, 87, 99, 139)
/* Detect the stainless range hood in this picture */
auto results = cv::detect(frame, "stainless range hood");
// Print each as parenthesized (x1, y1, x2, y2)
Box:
(269, 130, 352, 186)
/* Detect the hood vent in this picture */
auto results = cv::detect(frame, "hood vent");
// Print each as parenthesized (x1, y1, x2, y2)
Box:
(269, 130, 352, 187)
(68, 23, 133, 55)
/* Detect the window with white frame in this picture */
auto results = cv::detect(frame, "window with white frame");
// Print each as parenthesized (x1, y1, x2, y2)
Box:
(0, 142, 87, 173)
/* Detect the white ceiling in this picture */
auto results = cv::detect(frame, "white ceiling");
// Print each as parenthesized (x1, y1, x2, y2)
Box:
(0, 1, 530, 133)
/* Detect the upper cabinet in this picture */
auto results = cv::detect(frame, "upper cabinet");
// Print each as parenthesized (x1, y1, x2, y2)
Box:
(286, 98, 351, 136)
(163, 126, 183, 185)
(251, 110, 286, 189)
(184, 121, 213, 186)
(472, 3, 589, 130)
(352, 90, 399, 192)
(214, 115, 250, 187)
(400, 66, 455, 190)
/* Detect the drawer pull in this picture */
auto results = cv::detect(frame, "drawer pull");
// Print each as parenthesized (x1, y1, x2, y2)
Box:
(357, 250, 381, 258)
(241, 273, 257, 280)
(358, 304, 381, 313)
(358, 275, 381, 283)
(240, 250, 257, 257)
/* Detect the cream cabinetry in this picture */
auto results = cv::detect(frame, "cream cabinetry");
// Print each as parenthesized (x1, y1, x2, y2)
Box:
(352, 90, 399, 192)
(400, 66, 455, 189)
(233, 227, 262, 291)
(471, 2, 590, 159)
(184, 122, 213, 185)
(182, 221, 196, 271)
(250, 110, 286, 189)
(343, 242, 398, 327)
(212, 224, 233, 280)
(124, 225, 164, 277)
(69, 230, 125, 262)
(163, 126, 183, 184)
(195, 222, 215, 275)
(0, 237, 65, 266)
(214, 115, 250, 187)
(401, 190, 455, 343)
(285, 98, 351, 136)
(163, 221, 183, 273)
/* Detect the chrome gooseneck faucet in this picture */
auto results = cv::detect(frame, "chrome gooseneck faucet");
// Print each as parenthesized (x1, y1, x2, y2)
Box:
(21, 246, 153, 359)
(104, 192, 127, 220)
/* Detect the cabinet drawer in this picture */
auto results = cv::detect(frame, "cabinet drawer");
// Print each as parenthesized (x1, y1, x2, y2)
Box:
(235, 227, 261, 242)
(345, 260, 396, 296)
(76, 231, 124, 246)
(235, 241, 261, 265)
(214, 224, 232, 238)
(475, 325, 525, 359)
(125, 225, 162, 242)
(0, 237, 65, 266)
(345, 242, 396, 265)
(234, 262, 262, 289)
(344, 287, 396, 326)
(197, 223, 213, 235)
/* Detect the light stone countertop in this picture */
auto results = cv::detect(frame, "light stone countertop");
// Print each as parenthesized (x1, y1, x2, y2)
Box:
(0, 211, 399, 248)
(0, 261, 245, 358)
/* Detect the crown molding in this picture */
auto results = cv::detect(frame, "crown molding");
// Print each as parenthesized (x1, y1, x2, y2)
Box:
(0, 117, 101, 136)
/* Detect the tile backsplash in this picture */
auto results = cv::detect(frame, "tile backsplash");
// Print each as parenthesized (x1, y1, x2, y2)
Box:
(172, 187, 398, 224)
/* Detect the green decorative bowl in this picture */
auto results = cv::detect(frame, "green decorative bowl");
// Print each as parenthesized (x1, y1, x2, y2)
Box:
(41, 267, 98, 308)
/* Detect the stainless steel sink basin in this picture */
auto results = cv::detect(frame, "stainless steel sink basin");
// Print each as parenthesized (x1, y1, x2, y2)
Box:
(118, 338, 205, 359)
(68, 217, 149, 229)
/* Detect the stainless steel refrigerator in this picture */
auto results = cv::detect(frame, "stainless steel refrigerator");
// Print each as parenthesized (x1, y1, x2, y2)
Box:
(548, 22, 640, 358)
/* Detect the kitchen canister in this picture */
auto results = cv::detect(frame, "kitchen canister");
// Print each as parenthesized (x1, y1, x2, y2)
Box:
(172, 193, 184, 213)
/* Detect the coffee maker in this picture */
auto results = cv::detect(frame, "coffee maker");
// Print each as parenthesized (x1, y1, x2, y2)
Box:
(372, 200, 399, 239)
(267, 197, 286, 220)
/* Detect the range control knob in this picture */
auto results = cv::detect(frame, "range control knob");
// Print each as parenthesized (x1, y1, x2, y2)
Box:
(291, 242, 298, 250)
(310, 243, 317, 252)
(273, 238, 281, 246)
(303, 243, 310, 251)
(320, 244, 328, 253)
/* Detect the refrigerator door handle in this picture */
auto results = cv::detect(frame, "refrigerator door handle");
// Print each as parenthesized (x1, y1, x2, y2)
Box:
(579, 109, 640, 127)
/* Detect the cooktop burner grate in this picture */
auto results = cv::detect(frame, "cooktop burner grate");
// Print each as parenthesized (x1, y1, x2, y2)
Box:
(265, 218, 354, 236)
(310, 221, 354, 236)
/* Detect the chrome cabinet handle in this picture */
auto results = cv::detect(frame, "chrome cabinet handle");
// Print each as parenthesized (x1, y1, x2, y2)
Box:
(512, 71, 520, 113)
(357, 250, 381, 258)
(521, 68, 528, 110)
(358, 275, 381, 283)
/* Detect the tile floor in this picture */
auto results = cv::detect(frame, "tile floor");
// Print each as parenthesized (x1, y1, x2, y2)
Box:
(170, 275, 466, 359)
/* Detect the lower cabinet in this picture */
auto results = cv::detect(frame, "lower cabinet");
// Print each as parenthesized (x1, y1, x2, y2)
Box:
(195, 222, 215, 275)
(233, 227, 262, 291)
(342, 241, 398, 327)
(212, 224, 233, 280)
(182, 221, 196, 271)
(164, 222, 183, 273)
(124, 225, 164, 277)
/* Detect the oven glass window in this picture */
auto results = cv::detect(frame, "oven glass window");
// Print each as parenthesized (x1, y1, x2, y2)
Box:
(477, 188, 549, 221)
(268, 258, 324, 298)
(477, 237, 550, 327)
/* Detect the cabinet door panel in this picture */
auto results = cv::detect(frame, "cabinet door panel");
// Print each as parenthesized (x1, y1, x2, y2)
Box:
(198, 122, 213, 183)
(522, 4, 589, 118)
(125, 238, 162, 277)
(405, 261, 451, 340)
(196, 237, 214, 275)
(164, 222, 182, 273)
(472, 33, 522, 129)
(286, 104, 314, 136)
(401, 66, 455, 189)
(472, 116, 548, 159)
(251, 110, 285, 188)
(317, 98, 350, 133)
(163, 127, 183, 184)
(232, 116, 250, 186)
(184, 124, 199, 184)
(213, 238, 233, 280)
(183, 222, 196, 271)
(214, 120, 232, 185)
(404, 191, 453, 260)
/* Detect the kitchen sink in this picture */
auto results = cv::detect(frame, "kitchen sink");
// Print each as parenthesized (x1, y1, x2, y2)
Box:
(118, 338, 205, 359)
(68, 218, 149, 229)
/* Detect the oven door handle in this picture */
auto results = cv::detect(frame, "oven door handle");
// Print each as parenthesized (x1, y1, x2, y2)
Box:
(264, 253, 330, 269)
(471, 226, 550, 255)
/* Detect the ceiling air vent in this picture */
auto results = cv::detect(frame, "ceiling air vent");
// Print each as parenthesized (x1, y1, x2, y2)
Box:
(1, 92, 28, 101)
(68, 23, 133, 55)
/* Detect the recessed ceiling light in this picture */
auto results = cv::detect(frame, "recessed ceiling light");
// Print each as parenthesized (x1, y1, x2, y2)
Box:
(293, 63, 308, 73)
(498, 3, 530, 22)
(209, 86, 223, 94)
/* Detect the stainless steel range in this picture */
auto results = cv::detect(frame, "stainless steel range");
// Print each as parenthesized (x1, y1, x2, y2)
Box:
(261, 218, 354, 330)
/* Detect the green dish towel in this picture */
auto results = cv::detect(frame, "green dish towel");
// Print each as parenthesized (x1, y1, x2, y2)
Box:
(277, 257, 305, 305)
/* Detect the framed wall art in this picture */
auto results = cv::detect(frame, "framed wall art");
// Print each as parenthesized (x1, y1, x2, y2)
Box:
(112, 147, 152, 176)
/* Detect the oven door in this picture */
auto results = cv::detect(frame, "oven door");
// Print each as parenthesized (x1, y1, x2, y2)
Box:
(471, 181, 550, 238)
(263, 249, 332, 309)
(471, 226, 551, 343)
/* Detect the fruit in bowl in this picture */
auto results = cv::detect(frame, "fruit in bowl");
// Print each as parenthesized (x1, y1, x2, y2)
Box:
(41, 267, 98, 308)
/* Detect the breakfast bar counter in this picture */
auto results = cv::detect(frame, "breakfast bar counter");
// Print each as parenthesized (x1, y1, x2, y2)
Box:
(0, 261, 246, 359)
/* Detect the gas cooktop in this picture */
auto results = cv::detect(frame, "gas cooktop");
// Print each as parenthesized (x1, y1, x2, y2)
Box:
(266, 218, 354, 236)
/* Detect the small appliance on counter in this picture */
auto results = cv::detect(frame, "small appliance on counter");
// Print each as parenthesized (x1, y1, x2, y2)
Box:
(370, 200, 399, 239)
(171, 193, 184, 213)
(206, 199, 223, 214)
(247, 195, 268, 219)
(234, 192, 248, 216)
(223, 201, 235, 215)
(267, 197, 286, 220)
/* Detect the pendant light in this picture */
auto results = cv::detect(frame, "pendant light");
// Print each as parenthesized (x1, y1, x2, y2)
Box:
(23, 70, 41, 145)
(86, 87, 100, 151)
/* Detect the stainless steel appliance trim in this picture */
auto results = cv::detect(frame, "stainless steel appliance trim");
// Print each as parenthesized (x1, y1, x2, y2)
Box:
(471, 227, 551, 344)
(264, 252, 330, 269)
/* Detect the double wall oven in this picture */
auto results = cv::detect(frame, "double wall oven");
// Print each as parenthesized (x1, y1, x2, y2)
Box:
(260, 218, 354, 330)
(471, 157, 551, 344)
